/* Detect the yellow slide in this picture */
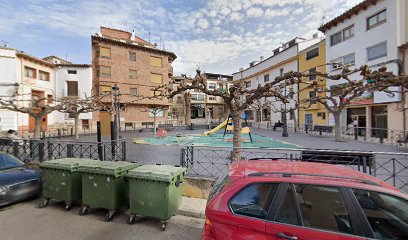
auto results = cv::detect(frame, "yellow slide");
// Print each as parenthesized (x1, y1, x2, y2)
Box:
(203, 118, 230, 135)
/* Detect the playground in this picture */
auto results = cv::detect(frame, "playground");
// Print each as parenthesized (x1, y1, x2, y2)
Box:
(134, 114, 301, 149)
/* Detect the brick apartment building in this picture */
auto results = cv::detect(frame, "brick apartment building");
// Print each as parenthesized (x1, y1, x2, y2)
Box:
(92, 27, 177, 127)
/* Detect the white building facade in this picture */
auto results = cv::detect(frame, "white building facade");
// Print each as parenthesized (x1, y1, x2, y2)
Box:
(320, 0, 408, 136)
(0, 48, 92, 134)
(232, 37, 321, 128)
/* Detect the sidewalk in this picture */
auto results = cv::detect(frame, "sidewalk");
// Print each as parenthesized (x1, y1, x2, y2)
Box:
(178, 196, 207, 219)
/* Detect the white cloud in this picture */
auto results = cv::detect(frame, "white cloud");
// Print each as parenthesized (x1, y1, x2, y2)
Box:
(264, 8, 291, 18)
(196, 18, 210, 30)
(246, 7, 264, 17)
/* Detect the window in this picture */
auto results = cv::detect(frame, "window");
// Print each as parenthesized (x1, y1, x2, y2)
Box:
(367, 42, 387, 61)
(129, 70, 137, 79)
(343, 53, 355, 66)
(367, 9, 386, 30)
(99, 46, 111, 58)
(47, 94, 53, 104)
(309, 68, 317, 81)
(353, 189, 408, 239)
(68, 107, 77, 119)
(66, 81, 78, 97)
(150, 56, 162, 67)
(100, 86, 111, 95)
(229, 183, 279, 220)
(245, 81, 251, 88)
(67, 70, 77, 74)
(276, 185, 300, 225)
(39, 70, 50, 81)
(330, 31, 343, 46)
(317, 112, 326, 119)
(276, 184, 354, 235)
(149, 108, 164, 117)
(191, 94, 205, 101)
(208, 83, 217, 89)
(330, 53, 355, 71)
(331, 25, 355, 46)
(129, 52, 136, 61)
(209, 96, 216, 101)
(264, 74, 270, 82)
(208, 173, 231, 201)
(309, 91, 317, 105)
(306, 48, 319, 60)
(343, 25, 354, 40)
(150, 73, 163, 84)
(289, 110, 295, 120)
(176, 96, 183, 104)
(151, 90, 162, 97)
(24, 66, 36, 78)
(97, 66, 111, 78)
(129, 88, 137, 96)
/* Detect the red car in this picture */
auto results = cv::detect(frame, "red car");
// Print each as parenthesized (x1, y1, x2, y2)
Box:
(202, 160, 408, 240)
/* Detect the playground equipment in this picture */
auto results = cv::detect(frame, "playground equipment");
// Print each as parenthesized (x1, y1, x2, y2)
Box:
(204, 113, 253, 143)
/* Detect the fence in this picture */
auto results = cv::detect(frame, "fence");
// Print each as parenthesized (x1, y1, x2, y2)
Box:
(0, 138, 127, 162)
(276, 123, 408, 148)
(180, 146, 408, 192)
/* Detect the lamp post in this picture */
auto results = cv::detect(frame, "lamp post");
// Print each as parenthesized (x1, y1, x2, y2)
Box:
(282, 86, 289, 137)
(112, 84, 121, 140)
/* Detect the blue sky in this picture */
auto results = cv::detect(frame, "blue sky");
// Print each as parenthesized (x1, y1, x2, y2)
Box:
(0, 0, 363, 75)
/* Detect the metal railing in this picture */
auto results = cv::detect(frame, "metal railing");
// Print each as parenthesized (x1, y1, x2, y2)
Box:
(279, 123, 408, 148)
(180, 146, 408, 192)
(0, 138, 127, 162)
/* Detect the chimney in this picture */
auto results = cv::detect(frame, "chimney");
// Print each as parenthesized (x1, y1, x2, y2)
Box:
(313, 33, 318, 39)
(131, 30, 136, 41)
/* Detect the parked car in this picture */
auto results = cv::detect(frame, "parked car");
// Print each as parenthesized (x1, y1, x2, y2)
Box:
(202, 160, 408, 240)
(0, 153, 41, 207)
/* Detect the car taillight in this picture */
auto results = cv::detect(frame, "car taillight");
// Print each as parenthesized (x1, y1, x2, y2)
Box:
(202, 217, 216, 240)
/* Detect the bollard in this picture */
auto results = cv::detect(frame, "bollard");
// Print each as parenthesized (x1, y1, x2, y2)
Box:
(121, 140, 127, 161)
(379, 129, 384, 144)
(354, 127, 358, 140)
(191, 123, 194, 131)
(38, 142, 44, 162)
(12, 141, 19, 159)
(58, 129, 61, 139)
(305, 124, 308, 133)
(47, 140, 53, 160)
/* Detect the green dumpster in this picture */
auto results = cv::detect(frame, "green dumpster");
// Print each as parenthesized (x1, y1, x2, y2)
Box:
(126, 165, 187, 230)
(78, 161, 140, 221)
(39, 158, 97, 210)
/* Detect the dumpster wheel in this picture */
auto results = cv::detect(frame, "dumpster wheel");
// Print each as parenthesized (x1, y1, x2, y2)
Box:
(105, 210, 115, 222)
(38, 198, 50, 208)
(127, 214, 136, 225)
(79, 205, 88, 216)
(65, 202, 72, 211)
(161, 221, 167, 231)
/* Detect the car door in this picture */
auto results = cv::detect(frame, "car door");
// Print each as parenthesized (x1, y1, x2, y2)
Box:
(225, 182, 280, 240)
(265, 183, 369, 240)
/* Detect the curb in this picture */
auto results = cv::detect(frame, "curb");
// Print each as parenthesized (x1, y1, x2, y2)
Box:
(177, 209, 205, 219)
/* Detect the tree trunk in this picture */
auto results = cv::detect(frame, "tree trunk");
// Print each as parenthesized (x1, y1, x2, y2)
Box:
(74, 114, 80, 140)
(334, 112, 342, 141)
(184, 93, 191, 125)
(34, 116, 42, 139)
(231, 111, 242, 161)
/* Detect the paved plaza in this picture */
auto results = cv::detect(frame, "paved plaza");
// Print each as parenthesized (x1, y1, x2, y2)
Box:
(75, 127, 407, 166)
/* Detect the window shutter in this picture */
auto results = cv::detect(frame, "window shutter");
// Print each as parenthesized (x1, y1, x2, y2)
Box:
(150, 73, 163, 84)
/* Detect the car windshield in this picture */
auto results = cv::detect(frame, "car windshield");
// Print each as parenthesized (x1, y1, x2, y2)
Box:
(0, 154, 24, 170)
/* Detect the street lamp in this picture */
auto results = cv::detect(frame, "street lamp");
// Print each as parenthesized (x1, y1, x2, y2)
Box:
(282, 86, 289, 137)
(112, 84, 121, 140)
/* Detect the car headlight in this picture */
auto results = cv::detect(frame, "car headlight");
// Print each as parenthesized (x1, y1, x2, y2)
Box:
(0, 186, 8, 195)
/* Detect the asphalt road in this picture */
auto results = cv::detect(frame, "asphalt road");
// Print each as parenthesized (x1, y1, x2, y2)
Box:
(0, 200, 204, 240)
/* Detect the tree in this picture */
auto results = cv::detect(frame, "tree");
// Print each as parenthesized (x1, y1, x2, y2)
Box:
(142, 106, 165, 136)
(0, 93, 64, 138)
(60, 96, 102, 139)
(303, 65, 408, 141)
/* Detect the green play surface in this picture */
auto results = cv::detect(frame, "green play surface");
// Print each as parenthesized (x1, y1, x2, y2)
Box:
(134, 133, 301, 149)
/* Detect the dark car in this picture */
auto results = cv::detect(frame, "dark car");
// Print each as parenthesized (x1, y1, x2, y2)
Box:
(0, 153, 41, 207)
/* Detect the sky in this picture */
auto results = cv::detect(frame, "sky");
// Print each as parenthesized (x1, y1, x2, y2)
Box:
(0, 0, 364, 76)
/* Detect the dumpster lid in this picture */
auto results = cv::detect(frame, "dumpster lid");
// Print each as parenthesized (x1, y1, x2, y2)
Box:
(126, 165, 187, 182)
(78, 161, 140, 177)
(40, 158, 97, 171)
